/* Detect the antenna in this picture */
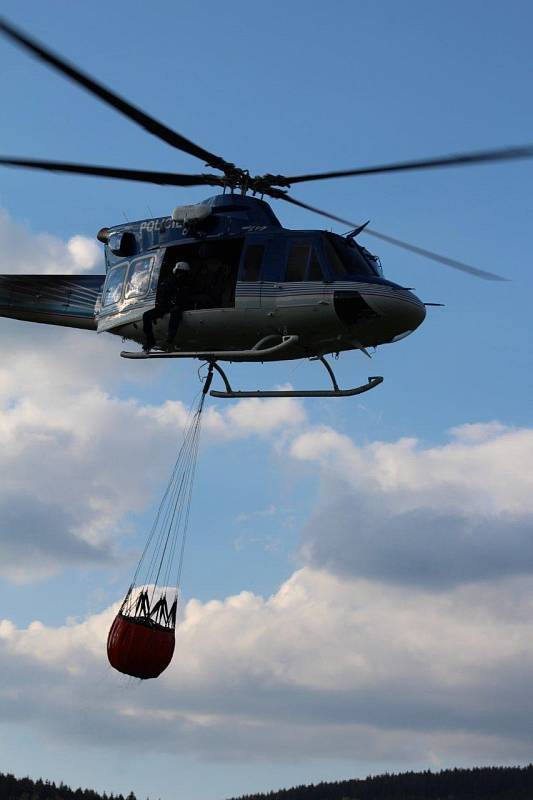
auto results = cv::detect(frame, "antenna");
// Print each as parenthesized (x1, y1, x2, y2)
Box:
(345, 220, 370, 239)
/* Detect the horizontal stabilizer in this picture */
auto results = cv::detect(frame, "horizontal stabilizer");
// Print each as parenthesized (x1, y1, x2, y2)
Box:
(0, 274, 105, 330)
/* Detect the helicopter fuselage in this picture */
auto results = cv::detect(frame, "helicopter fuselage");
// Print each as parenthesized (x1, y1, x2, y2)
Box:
(97, 194, 426, 361)
(0, 195, 425, 365)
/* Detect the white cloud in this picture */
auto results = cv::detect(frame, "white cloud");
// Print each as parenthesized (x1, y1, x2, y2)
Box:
(290, 422, 533, 516)
(448, 421, 509, 443)
(1, 208, 531, 773)
(0, 208, 307, 583)
(0, 567, 532, 763)
(0, 311, 306, 583)
(0, 208, 102, 275)
(289, 422, 533, 587)
(0, 385, 305, 581)
(140, 395, 306, 441)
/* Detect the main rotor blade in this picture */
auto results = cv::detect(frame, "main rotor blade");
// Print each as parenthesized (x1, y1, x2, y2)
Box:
(279, 194, 508, 281)
(280, 145, 533, 185)
(0, 17, 234, 173)
(0, 156, 225, 187)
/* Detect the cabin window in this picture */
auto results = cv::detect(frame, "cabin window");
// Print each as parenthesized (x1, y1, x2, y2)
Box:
(124, 256, 153, 300)
(102, 264, 128, 306)
(285, 244, 310, 281)
(242, 244, 264, 281)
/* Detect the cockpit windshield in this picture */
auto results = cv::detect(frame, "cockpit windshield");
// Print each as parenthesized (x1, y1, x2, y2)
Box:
(324, 233, 382, 278)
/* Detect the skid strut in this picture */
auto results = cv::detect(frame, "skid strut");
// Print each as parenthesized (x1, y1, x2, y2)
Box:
(121, 335, 300, 362)
(121, 336, 383, 398)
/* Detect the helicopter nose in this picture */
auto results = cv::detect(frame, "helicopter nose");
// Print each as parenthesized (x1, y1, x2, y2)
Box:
(362, 288, 426, 340)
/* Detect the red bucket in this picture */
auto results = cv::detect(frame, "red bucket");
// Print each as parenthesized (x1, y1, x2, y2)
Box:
(107, 613, 175, 679)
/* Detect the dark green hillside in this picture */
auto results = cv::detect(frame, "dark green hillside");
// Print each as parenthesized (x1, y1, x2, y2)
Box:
(229, 765, 533, 800)
(0, 774, 136, 800)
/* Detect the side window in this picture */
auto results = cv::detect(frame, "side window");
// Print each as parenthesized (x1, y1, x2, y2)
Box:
(103, 264, 128, 307)
(285, 243, 310, 282)
(242, 244, 264, 281)
(308, 250, 324, 281)
(124, 256, 153, 300)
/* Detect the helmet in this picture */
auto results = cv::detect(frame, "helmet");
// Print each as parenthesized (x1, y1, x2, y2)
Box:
(173, 261, 190, 274)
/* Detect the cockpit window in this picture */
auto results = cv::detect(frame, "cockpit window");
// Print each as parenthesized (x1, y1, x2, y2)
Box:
(324, 237, 349, 278)
(103, 264, 127, 306)
(325, 233, 379, 278)
(360, 245, 383, 276)
(124, 256, 153, 300)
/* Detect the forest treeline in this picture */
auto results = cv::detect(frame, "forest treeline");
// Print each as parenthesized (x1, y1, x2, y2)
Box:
(229, 765, 533, 800)
(2, 765, 533, 800)
(0, 774, 138, 800)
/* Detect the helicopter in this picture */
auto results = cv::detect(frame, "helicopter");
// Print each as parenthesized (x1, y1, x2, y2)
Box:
(1, 18, 532, 399)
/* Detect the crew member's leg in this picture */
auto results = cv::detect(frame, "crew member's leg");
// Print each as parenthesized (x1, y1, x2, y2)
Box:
(143, 305, 169, 351)
(166, 303, 185, 347)
(142, 307, 159, 350)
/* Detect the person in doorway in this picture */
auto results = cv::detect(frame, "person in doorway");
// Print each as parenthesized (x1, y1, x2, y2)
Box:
(166, 261, 193, 349)
(142, 261, 192, 352)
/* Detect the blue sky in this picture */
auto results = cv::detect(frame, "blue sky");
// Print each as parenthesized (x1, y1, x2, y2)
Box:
(0, 2, 532, 800)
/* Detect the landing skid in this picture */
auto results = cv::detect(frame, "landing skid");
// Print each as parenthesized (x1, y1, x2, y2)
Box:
(120, 336, 383, 399)
(209, 359, 383, 398)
